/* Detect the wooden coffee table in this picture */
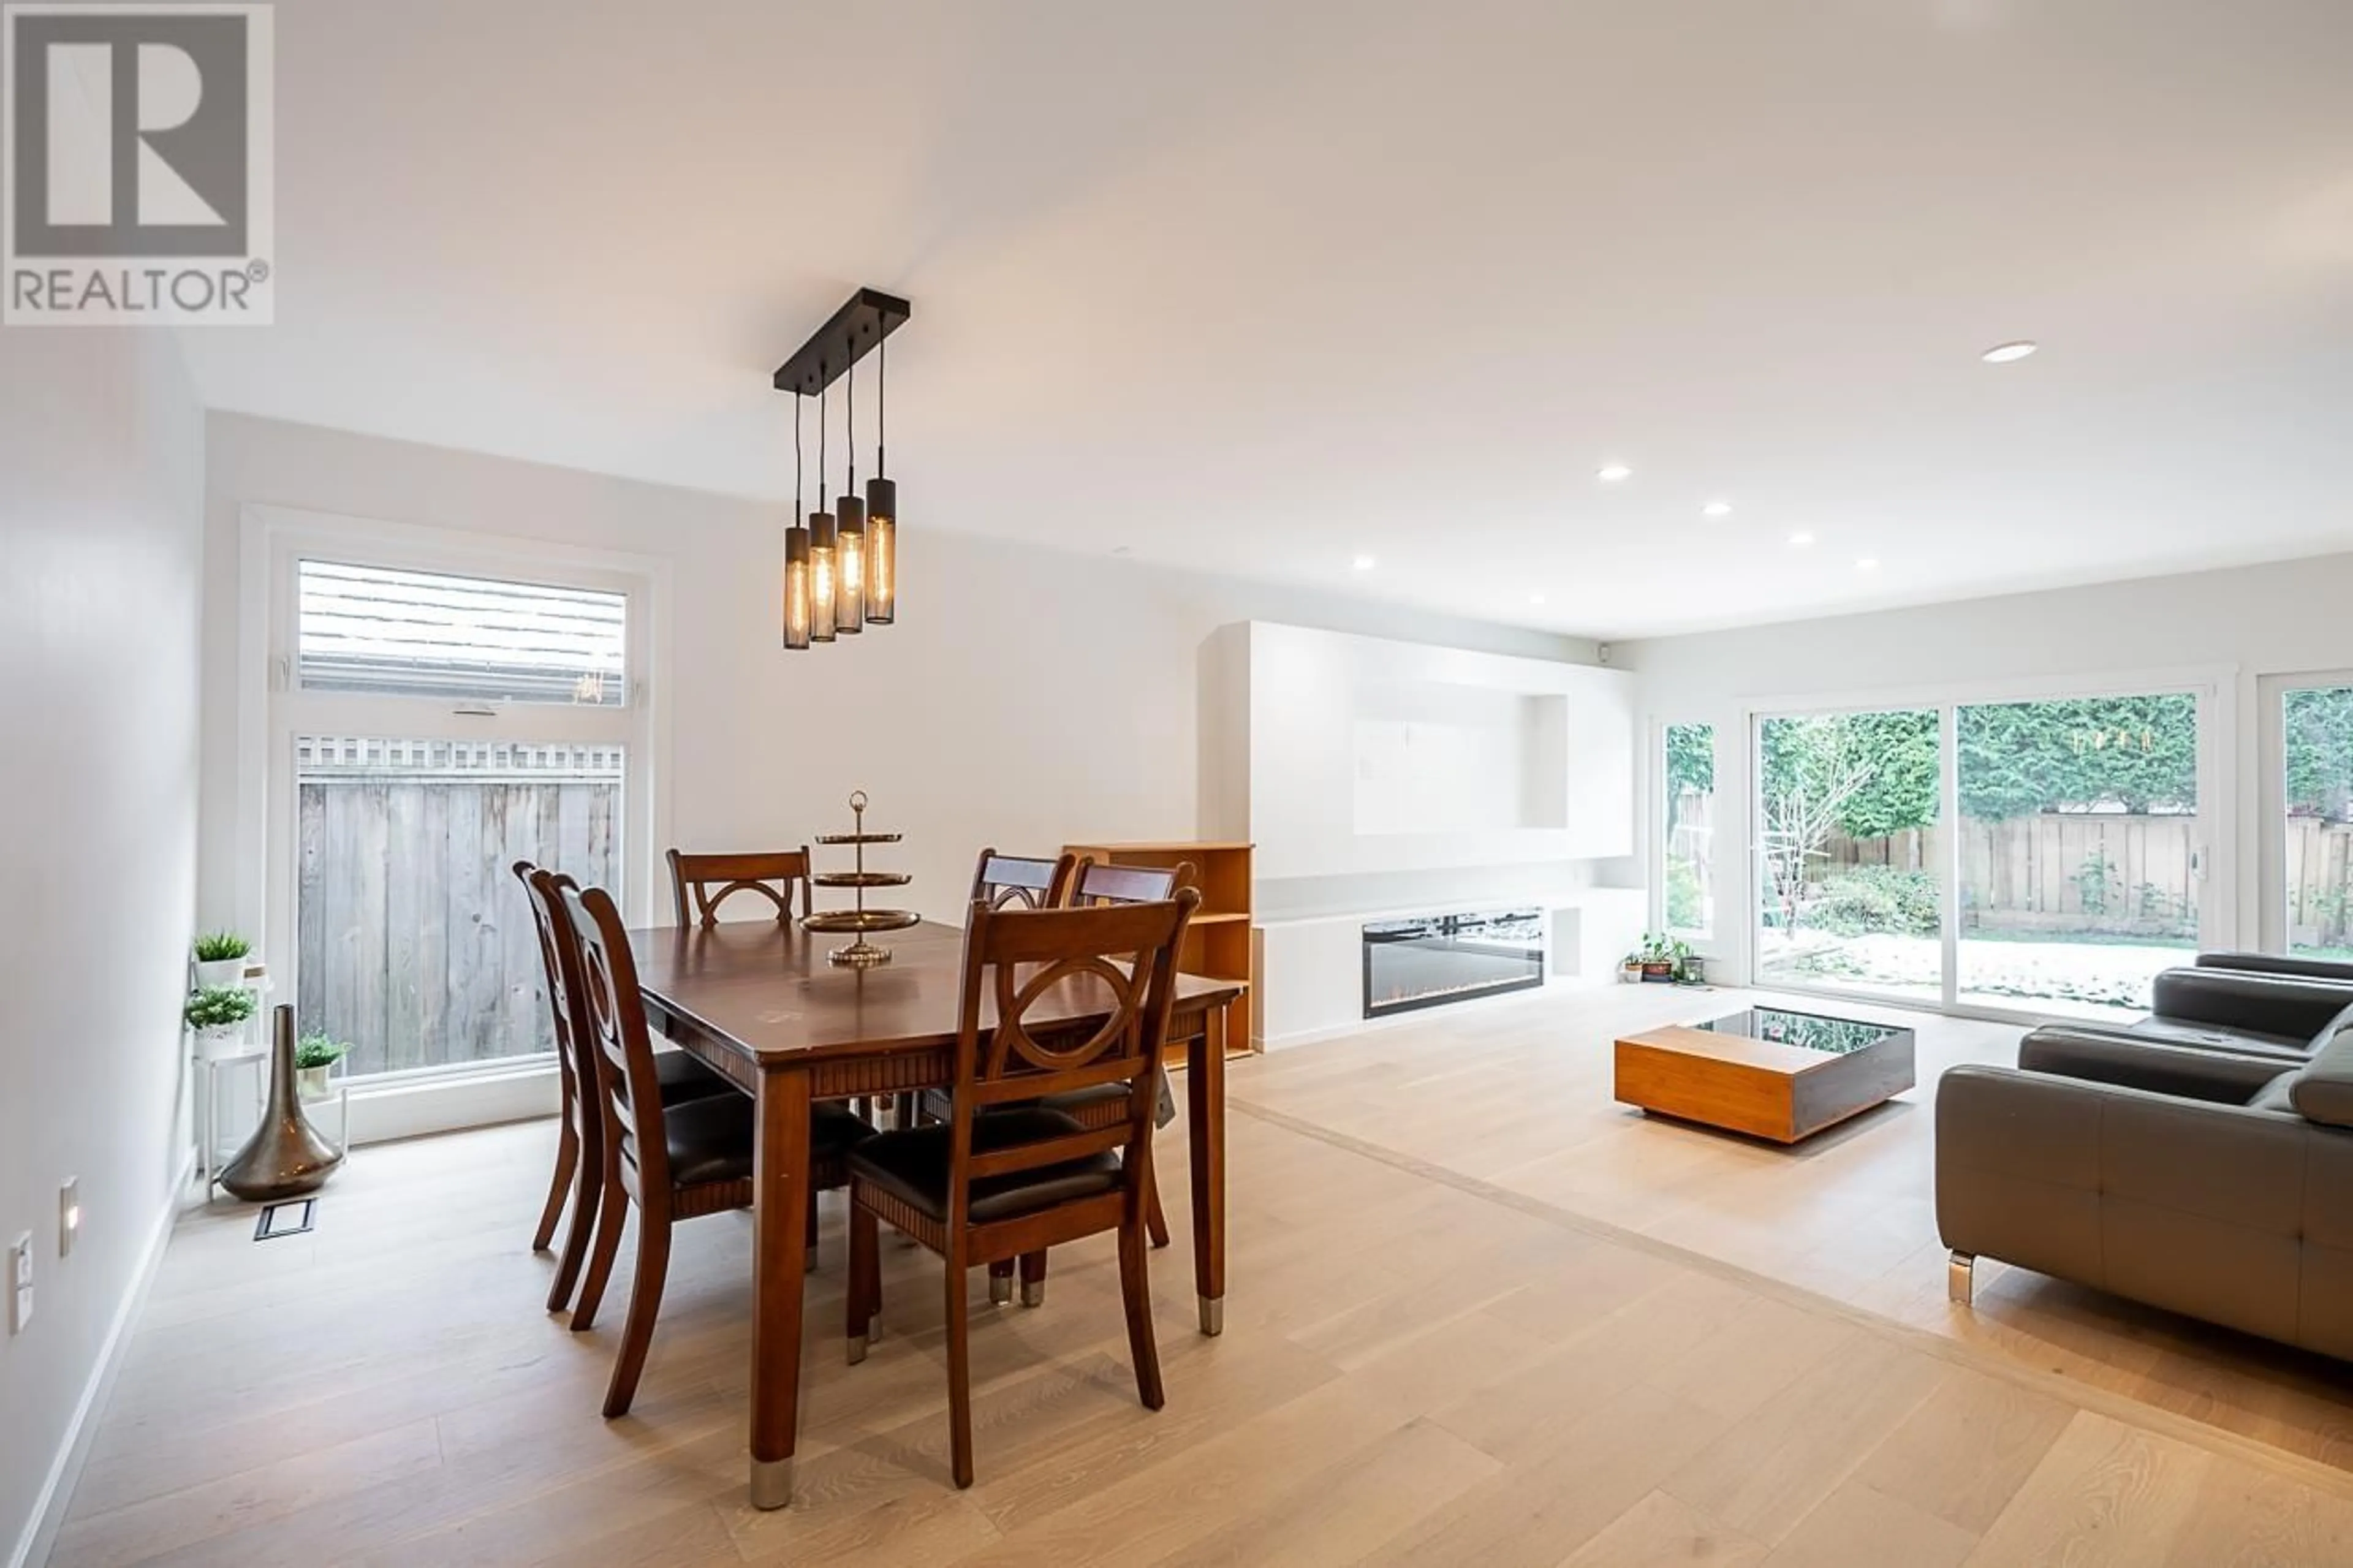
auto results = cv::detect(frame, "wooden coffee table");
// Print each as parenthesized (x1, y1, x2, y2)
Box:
(1614, 1006, 1916, 1144)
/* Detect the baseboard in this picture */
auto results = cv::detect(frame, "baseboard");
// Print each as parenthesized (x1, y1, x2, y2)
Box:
(9, 1148, 195, 1568)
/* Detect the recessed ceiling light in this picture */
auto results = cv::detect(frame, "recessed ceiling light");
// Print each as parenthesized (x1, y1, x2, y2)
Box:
(1351, 554, 1377, 572)
(1980, 341, 2038, 364)
(1855, 557, 1880, 572)
(1702, 501, 1732, 518)
(1788, 531, 1816, 547)
(1596, 463, 1632, 483)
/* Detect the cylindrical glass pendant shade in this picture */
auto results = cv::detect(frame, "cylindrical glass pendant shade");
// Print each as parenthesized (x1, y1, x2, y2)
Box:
(834, 494, 866, 635)
(808, 510, 838, 643)
(864, 475, 896, 624)
(783, 524, 812, 650)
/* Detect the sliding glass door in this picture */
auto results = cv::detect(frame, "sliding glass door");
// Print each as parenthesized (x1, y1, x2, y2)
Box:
(1953, 696, 2201, 1015)
(1756, 708, 1942, 1002)
(1754, 687, 2214, 1018)
(2265, 677, 2353, 956)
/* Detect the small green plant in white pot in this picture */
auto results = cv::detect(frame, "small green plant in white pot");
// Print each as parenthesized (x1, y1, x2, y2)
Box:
(184, 986, 259, 1058)
(295, 1032, 350, 1100)
(192, 931, 252, 990)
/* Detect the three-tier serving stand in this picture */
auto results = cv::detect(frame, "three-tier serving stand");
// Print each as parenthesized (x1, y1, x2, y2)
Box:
(801, 790, 921, 968)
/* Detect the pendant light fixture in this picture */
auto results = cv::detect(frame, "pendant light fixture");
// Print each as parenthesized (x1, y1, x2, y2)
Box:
(808, 371, 837, 642)
(865, 331, 896, 624)
(773, 287, 909, 650)
(834, 354, 866, 635)
(782, 394, 812, 650)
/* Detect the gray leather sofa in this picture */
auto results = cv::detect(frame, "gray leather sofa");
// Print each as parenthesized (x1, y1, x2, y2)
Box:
(1937, 1016, 2353, 1360)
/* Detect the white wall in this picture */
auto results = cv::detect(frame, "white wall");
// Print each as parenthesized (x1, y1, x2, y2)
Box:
(197, 414, 1595, 941)
(0, 330, 205, 1567)
(1620, 552, 2353, 972)
(1219, 622, 1634, 887)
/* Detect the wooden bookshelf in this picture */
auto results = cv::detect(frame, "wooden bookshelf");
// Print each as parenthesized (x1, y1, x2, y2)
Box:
(1063, 840, 1256, 1056)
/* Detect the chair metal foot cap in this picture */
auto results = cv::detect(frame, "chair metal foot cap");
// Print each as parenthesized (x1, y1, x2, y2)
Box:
(1199, 1294, 1224, 1335)
(1947, 1251, 1976, 1306)
(1020, 1280, 1045, 1308)
(847, 1333, 868, 1366)
(988, 1274, 1013, 1306)
(748, 1456, 795, 1510)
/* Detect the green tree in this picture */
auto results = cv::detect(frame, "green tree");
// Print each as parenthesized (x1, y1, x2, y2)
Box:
(2285, 687, 2353, 822)
(1955, 696, 2195, 818)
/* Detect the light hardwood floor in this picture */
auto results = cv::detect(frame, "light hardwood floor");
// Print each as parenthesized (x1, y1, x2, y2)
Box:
(51, 983, 2353, 1566)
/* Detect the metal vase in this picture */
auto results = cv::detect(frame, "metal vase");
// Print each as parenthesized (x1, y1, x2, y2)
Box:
(219, 1004, 346, 1202)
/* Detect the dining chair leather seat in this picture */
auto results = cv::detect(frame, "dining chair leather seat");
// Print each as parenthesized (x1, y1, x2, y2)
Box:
(847, 1107, 1121, 1224)
(655, 1051, 733, 1100)
(661, 1096, 872, 1187)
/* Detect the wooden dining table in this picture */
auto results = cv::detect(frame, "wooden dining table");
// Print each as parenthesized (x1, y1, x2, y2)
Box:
(627, 916, 1246, 1510)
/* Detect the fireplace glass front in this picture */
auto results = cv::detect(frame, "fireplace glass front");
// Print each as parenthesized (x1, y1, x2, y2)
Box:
(1362, 907, 1545, 1019)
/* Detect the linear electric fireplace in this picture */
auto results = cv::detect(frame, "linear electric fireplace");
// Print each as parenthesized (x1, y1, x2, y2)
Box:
(1362, 907, 1545, 1019)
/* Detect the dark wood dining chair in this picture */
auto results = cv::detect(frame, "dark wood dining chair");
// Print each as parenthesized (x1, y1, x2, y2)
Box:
(513, 861, 731, 1314)
(935, 852, 1191, 1273)
(971, 847, 1078, 911)
(665, 847, 814, 926)
(1046, 858, 1195, 1258)
(556, 877, 876, 1418)
(843, 889, 1197, 1488)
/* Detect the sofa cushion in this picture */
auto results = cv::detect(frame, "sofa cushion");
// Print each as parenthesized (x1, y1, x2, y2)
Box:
(2021, 1026, 2300, 1104)
(2123, 1015, 2314, 1061)
(2290, 1026, 2353, 1130)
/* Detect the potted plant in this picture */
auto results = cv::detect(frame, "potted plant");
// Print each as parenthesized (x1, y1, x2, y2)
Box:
(192, 931, 252, 990)
(1671, 941, 1707, 985)
(1639, 933, 1677, 983)
(1620, 950, 1645, 984)
(295, 1032, 349, 1100)
(184, 986, 259, 1058)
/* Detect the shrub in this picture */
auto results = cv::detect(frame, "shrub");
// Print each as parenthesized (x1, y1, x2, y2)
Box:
(1665, 860, 1705, 930)
(1804, 866, 1940, 938)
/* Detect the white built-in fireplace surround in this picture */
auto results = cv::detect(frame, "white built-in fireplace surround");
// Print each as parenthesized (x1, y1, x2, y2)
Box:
(1200, 622, 1643, 1045)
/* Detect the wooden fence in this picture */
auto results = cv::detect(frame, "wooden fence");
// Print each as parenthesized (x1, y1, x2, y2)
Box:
(1824, 814, 2203, 938)
(295, 738, 621, 1076)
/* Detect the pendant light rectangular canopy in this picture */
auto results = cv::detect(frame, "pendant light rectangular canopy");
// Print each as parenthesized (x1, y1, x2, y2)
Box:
(771, 288, 910, 397)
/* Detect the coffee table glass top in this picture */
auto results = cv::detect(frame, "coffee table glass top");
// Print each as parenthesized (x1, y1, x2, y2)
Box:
(1694, 1007, 1904, 1056)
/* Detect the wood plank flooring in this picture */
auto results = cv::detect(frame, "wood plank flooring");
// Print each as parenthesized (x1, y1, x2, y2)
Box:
(50, 982, 2353, 1566)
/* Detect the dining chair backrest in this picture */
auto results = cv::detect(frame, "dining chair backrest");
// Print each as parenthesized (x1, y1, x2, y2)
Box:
(559, 880, 673, 1199)
(515, 862, 593, 1128)
(666, 847, 814, 927)
(944, 891, 1199, 1225)
(1070, 858, 1195, 909)
(970, 847, 1078, 911)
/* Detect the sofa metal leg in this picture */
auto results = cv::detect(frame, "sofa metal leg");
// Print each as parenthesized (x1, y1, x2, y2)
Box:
(1947, 1250, 1975, 1305)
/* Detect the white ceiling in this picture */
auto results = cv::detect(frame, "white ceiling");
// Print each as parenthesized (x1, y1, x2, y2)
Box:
(184, 0, 2353, 638)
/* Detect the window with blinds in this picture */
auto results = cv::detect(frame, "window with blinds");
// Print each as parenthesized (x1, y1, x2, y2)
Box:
(296, 559, 627, 706)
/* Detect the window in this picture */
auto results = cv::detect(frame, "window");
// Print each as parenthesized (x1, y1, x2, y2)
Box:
(1954, 695, 2199, 1014)
(297, 559, 626, 706)
(266, 540, 648, 1095)
(1662, 722, 1715, 937)
(2281, 683, 2353, 956)
(1756, 708, 1942, 1002)
(1749, 689, 2211, 1019)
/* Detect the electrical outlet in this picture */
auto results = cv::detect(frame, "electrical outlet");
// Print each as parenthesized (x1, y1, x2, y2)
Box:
(60, 1178, 81, 1258)
(7, 1232, 31, 1335)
